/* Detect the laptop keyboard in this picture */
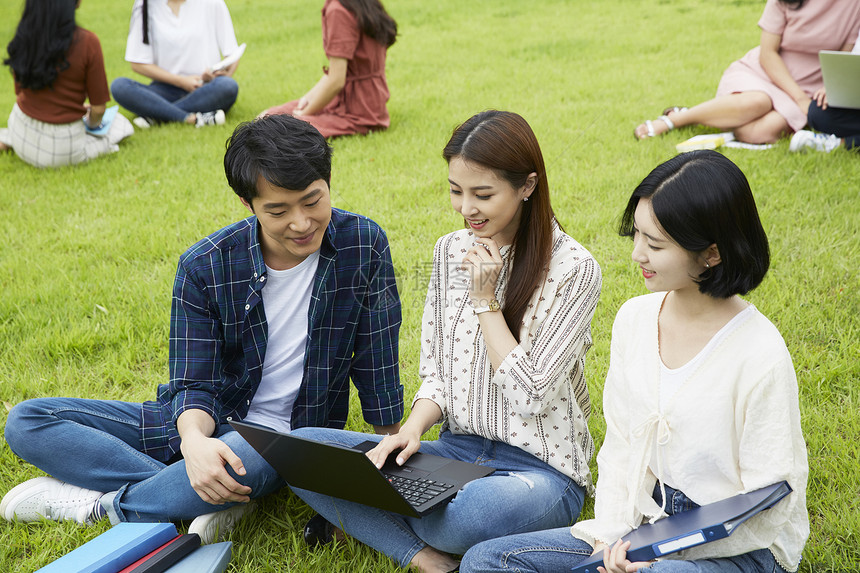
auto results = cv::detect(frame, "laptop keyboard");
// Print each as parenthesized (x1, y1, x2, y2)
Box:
(384, 474, 455, 507)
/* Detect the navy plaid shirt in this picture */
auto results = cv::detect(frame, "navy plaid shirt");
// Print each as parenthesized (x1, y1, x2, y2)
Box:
(140, 208, 404, 462)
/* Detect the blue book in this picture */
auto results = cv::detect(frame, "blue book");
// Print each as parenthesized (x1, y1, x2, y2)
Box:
(84, 105, 119, 136)
(571, 481, 792, 573)
(37, 522, 178, 573)
(163, 542, 232, 573)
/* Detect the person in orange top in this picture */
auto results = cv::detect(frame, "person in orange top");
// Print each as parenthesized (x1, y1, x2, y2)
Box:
(260, 0, 396, 138)
(0, 0, 132, 168)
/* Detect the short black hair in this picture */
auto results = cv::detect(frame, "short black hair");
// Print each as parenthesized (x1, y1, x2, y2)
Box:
(223, 115, 333, 204)
(619, 150, 770, 298)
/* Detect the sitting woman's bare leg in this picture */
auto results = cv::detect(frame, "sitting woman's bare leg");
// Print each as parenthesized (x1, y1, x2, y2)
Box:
(733, 109, 790, 144)
(635, 91, 773, 138)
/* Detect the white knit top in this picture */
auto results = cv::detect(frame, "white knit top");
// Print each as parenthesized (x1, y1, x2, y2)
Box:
(572, 292, 809, 571)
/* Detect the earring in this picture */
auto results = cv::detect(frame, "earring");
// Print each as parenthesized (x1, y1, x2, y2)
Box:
(523, 197, 529, 202)
(704, 261, 710, 268)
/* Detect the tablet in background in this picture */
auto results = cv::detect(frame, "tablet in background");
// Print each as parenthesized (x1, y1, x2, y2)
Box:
(212, 43, 246, 72)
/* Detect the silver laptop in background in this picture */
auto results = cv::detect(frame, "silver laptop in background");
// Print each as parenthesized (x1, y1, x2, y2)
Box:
(819, 51, 860, 109)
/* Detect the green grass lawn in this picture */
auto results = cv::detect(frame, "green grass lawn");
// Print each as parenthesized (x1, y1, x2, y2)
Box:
(1, 0, 858, 570)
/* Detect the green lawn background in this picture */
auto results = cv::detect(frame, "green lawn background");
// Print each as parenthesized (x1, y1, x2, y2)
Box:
(0, 0, 858, 570)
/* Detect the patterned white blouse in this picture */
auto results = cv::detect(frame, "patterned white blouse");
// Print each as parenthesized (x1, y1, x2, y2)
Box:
(413, 223, 602, 489)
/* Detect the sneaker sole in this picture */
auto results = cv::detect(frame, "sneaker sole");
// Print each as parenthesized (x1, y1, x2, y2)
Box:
(188, 501, 255, 544)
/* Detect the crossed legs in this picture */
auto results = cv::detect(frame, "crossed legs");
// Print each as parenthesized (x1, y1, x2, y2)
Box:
(635, 91, 790, 144)
(3, 397, 285, 523)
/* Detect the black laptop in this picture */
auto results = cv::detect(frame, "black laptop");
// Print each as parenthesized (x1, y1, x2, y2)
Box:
(230, 420, 494, 517)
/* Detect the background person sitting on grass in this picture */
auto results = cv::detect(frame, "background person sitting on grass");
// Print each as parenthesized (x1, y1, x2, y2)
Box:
(0, 0, 133, 168)
(0, 114, 404, 545)
(110, 0, 243, 128)
(634, 0, 860, 145)
(260, 0, 397, 138)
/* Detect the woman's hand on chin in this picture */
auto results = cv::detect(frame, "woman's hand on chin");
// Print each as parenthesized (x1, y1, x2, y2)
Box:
(464, 237, 503, 304)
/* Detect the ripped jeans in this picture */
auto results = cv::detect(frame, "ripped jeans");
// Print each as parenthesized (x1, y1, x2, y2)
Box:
(288, 428, 586, 567)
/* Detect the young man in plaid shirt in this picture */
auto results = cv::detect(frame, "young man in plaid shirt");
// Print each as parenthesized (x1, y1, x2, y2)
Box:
(2, 115, 404, 541)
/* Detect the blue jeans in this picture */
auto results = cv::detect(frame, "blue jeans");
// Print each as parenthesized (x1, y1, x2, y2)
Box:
(110, 76, 238, 123)
(460, 485, 790, 573)
(288, 427, 586, 568)
(4, 398, 285, 523)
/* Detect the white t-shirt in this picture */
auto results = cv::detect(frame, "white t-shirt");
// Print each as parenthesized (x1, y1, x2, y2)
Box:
(242, 251, 320, 434)
(125, 0, 240, 76)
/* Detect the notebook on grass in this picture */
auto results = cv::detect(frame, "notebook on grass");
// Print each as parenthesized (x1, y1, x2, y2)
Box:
(819, 51, 860, 109)
(570, 481, 792, 573)
(163, 542, 232, 573)
(36, 522, 178, 573)
(231, 420, 493, 517)
(84, 105, 119, 137)
(117, 533, 200, 573)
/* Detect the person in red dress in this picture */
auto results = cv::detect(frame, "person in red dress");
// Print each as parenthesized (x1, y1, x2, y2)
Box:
(260, 0, 397, 138)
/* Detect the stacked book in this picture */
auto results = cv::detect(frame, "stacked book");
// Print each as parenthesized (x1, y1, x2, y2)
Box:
(36, 522, 232, 573)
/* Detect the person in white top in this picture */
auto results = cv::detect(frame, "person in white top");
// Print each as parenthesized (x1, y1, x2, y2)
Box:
(461, 150, 809, 573)
(288, 110, 603, 573)
(110, 0, 243, 127)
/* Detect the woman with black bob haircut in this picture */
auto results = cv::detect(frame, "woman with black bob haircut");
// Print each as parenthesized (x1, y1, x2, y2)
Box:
(460, 149, 808, 573)
(289, 110, 602, 572)
(618, 150, 770, 299)
(0, 0, 133, 167)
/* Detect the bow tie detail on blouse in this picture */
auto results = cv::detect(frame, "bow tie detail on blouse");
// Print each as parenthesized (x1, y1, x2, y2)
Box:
(626, 412, 673, 526)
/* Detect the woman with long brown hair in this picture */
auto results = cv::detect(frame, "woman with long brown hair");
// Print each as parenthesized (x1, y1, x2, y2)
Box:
(259, 0, 397, 137)
(289, 110, 603, 572)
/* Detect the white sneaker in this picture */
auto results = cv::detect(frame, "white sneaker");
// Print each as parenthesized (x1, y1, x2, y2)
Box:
(133, 117, 151, 129)
(0, 477, 104, 525)
(188, 501, 255, 544)
(789, 130, 841, 153)
(195, 109, 226, 128)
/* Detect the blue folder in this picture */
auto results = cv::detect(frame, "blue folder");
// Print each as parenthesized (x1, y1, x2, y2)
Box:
(571, 481, 792, 573)
(84, 105, 119, 136)
(36, 522, 178, 573)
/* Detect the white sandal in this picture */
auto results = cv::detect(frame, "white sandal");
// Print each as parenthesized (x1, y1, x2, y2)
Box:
(635, 115, 675, 139)
(662, 106, 688, 116)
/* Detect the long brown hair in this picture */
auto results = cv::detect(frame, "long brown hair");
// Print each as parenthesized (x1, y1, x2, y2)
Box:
(442, 110, 557, 341)
(338, 0, 397, 47)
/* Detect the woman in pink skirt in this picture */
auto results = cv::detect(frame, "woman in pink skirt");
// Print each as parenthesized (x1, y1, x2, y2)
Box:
(635, 0, 860, 144)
